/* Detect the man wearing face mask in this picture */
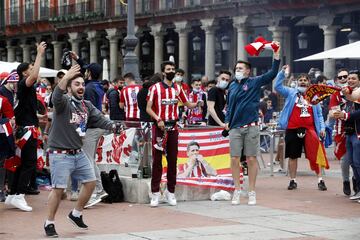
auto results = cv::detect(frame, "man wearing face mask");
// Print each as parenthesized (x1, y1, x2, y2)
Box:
(187, 78, 207, 125)
(275, 66, 328, 192)
(225, 42, 280, 206)
(146, 61, 198, 207)
(207, 70, 231, 127)
(43, 65, 117, 237)
(174, 69, 190, 121)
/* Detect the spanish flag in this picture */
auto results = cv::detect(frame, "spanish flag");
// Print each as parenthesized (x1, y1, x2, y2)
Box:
(304, 128, 329, 174)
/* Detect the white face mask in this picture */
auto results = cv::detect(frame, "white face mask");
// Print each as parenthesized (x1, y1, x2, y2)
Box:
(193, 88, 200, 93)
(290, 82, 297, 88)
(297, 86, 307, 93)
(174, 76, 183, 82)
(235, 71, 245, 81)
(336, 82, 348, 88)
(218, 80, 228, 89)
(315, 73, 321, 78)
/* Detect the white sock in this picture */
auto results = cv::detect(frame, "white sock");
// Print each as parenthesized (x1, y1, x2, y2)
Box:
(318, 177, 323, 183)
(72, 208, 82, 218)
(45, 220, 55, 227)
(291, 178, 296, 182)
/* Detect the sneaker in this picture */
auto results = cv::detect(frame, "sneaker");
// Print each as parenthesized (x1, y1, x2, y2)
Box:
(67, 211, 88, 230)
(288, 180, 297, 190)
(343, 181, 351, 196)
(150, 192, 160, 207)
(96, 190, 109, 200)
(10, 194, 32, 212)
(248, 191, 256, 205)
(70, 191, 79, 201)
(4, 194, 14, 206)
(44, 223, 58, 238)
(349, 191, 360, 200)
(231, 189, 241, 205)
(165, 190, 177, 206)
(84, 195, 102, 209)
(318, 180, 327, 191)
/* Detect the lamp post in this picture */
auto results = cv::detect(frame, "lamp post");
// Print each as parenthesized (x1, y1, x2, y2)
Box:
(348, 30, 360, 43)
(192, 36, 201, 51)
(123, 0, 140, 81)
(142, 41, 150, 56)
(221, 35, 230, 51)
(297, 31, 308, 49)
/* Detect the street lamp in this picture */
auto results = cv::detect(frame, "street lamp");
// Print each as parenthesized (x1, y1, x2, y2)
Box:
(166, 39, 175, 55)
(15, 48, 22, 62)
(80, 46, 89, 61)
(192, 36, 201, 51)
(30, 48, 36, 62)
(347, 30, 360, 43)
(123, 0, 140, 82)
(297, 30, 308, 49)
(46, 48, 53, 60)
(142, 41, 150, 56)
(100, 44, 109, 58)
(221, 35, 230, 51)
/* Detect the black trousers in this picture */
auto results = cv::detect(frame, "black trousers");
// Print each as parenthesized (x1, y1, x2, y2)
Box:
(10, 136, 37, 194)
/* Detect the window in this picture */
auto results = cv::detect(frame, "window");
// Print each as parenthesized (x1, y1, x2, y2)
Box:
(59, 0, 68, 16)
(185, 0, 200, 6)
(9, 0, 19, 25)
(165, 0, 175, 9)
(142, 0, 151, 13)
(115, 0, 127, 17)
(39, 0, 49, 20)
(76, 0, 89, 15)
(24, 0, 34, 23)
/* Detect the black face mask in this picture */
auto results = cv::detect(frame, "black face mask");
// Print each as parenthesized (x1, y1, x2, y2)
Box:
(165, 72, 175, 81)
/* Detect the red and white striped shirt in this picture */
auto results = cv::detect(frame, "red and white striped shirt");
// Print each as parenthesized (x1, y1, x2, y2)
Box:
(120, 85, 142, 120)
(147, 81, 188, 122)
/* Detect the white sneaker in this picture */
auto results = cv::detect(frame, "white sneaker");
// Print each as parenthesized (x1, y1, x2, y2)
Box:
(231, 189, 241, 205)
(4, 194, 14, 206)
(97, 190, 109, 199)
(11, 194, 32, 212)
(165, 190, 177, 206)
(349, 191, 360, 200)
(84, 195, 102, 209)
(150, 192, 160, 207)
(70, 191, 79, 201)
(248, 191, 256, 205)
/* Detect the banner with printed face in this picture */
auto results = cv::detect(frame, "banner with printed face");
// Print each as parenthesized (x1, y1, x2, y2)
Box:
(96, 127, 239, 190)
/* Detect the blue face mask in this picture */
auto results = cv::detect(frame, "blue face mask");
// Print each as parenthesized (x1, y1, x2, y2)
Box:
(218, 80, 228, 89)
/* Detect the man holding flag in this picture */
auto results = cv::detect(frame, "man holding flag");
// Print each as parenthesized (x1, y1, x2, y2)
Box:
(275, 66, 329, 191)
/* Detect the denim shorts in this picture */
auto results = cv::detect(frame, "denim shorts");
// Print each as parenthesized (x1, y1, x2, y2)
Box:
(49, 151, 96, 189)
(229, 126, 260, 157)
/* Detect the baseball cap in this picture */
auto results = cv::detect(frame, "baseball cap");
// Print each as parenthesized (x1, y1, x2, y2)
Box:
(57, 69, 68, 77)
(84, 63, 102, 79)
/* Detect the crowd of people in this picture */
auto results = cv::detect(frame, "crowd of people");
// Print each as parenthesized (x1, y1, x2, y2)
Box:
(0, 41, 360, 238)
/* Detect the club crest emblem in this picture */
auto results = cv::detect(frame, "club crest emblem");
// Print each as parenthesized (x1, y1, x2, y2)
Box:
(243, 84, 248, 91)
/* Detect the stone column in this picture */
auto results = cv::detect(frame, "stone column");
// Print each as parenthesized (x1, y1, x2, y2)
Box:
(320, 25, 339, 79)
(51, 41, 63, 70)
(268, 26, 288, 62)
(201, 18, 217, 80)
(174, 21, 190, 79)
(106, 28, 121, 80)
(87, 31, 100, 63)
(150, 23, 163, 73)
(6, 41, 15, 62)
(233, 16, 248, 61)
(20, 43, 31, 63)
(68, 32, 81, 65)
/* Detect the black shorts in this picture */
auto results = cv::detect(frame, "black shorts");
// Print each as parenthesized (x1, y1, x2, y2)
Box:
(285, 128, 305, 159)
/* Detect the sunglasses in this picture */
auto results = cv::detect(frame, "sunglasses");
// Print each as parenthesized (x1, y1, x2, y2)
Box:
(337, 75, 348, 80)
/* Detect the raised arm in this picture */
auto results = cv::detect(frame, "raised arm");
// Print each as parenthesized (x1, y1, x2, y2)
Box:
(274, 65, 291, 98)
(25, 42, 46, 87)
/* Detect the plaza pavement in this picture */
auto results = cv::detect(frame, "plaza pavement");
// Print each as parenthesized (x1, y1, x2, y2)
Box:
(1, 150, 360, 240)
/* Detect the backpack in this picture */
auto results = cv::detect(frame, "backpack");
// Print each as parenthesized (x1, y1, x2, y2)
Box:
(100, 169, 124, 203)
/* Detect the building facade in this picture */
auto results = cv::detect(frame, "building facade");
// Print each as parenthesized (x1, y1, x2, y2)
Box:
(1, 0, 360, 81)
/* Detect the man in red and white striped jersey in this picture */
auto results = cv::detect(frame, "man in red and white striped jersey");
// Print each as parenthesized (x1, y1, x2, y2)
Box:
(146, 61, 198, 207)
(120, 72, 142, 121)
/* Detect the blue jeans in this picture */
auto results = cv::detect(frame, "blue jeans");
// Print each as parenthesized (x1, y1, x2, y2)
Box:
(49, 151, 96, 189)
(346, 134, 360, 191)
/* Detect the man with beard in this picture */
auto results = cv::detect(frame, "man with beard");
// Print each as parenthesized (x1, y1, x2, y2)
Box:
(275, 65, 328, 191)
(146, 61, 198, 207)
(43, 65, 116, 237)
(107, 77, 125, 120)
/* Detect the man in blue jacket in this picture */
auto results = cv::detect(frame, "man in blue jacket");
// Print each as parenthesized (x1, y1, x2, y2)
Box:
(275, 65, 328, 192)
(225, 41, 280, 206)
